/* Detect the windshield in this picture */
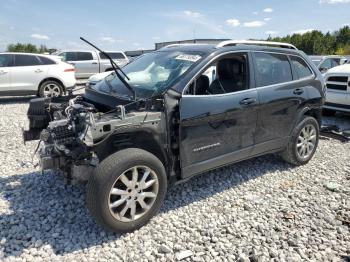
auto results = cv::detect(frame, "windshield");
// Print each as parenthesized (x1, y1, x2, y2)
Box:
(92, 50, 204, 99)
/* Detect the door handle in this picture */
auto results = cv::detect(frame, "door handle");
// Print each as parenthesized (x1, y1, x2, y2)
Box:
(34, 69, 43, 73)
(0, 70, 8, 75)
(239, 98, 257, 106)
(293, 88, 304, 95)
(92, 62, 98, 65)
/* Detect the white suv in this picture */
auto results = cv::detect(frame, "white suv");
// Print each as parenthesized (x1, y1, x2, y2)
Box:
(323, 63, 350, 114)
(0, 53, 76, 97)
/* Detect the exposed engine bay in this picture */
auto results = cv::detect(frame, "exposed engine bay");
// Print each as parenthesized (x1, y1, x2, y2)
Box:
(23, 95, 166, 182)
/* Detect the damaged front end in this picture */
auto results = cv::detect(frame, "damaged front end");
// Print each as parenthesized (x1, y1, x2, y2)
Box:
(23, 96, 99, 181)
(23, 95, 166, 183)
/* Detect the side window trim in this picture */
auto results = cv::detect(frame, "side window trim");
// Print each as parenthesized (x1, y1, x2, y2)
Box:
(287, 55, 298, 81)
(182, 50, 252, 96)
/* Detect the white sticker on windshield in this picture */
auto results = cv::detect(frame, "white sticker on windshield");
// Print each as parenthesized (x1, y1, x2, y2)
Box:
(175, 54, 202, 62)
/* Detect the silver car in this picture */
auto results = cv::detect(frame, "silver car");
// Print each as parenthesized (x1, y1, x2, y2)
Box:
(54, 50, 129, 79)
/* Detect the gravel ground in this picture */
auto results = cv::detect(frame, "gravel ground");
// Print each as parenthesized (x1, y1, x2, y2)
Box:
(0, 96, 349, 262)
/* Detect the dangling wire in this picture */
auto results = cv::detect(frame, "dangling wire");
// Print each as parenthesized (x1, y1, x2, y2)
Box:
(31, 139, 42, 167)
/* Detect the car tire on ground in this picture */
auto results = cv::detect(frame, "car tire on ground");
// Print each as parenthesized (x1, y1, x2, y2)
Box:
(38, 80, 63, 98)
(281, 116, 319, 166)
(322, 108, 336, 116)
(86, 148, 167, 232)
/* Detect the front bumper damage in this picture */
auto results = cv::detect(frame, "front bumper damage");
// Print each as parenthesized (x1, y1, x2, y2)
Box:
(23, 95, 165, 183)
(39, 143, 99, 182)
(23, 96, 99, 182)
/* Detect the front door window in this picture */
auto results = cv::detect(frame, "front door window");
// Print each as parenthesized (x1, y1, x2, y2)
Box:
(185, 53, 249, 95)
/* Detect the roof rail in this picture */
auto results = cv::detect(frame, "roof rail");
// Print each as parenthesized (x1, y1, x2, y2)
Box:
(161, 43, 208, 49)
(216, 40, 298, 50)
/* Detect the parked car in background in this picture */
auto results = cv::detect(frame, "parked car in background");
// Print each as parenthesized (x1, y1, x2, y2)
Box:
(23, 40, 325, 232)
(0, 52, 76, 97)
(53, 50, 129, 79)
(86, 54, 145, 87)
(309, 55, 347, 74)
(323, 63, 350, 115)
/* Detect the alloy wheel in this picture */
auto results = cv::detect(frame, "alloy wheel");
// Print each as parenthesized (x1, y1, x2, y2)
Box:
(43, 83, 61, 97)
(296, 124, 317, 159)
(108, 166, 159, 222)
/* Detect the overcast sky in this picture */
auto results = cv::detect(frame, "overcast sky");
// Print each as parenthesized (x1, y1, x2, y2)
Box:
(0, 0, 349, 51)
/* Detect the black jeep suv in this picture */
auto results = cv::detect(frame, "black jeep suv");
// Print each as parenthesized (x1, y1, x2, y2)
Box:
(23, 41, 325, 232)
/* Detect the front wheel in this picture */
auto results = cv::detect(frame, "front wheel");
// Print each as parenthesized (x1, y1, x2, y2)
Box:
(281, 116, 319, 166)
(86, 148, 167, 232)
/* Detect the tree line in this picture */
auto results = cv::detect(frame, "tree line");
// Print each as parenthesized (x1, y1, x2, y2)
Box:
(5, 26, 350, 55)
(7, 43, 57, 54)
(267, 26, 350, 55)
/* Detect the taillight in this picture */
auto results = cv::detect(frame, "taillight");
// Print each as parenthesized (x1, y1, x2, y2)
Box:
(64, 68, 75, 72)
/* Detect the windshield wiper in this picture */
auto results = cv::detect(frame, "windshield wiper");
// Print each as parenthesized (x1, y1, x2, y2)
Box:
(80, 37, 136, 101)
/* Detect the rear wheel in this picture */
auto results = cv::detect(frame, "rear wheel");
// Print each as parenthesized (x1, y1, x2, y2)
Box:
(38, 80, 63, 97)
(281, 116, 319, 166)
(86, 148, 167, 232)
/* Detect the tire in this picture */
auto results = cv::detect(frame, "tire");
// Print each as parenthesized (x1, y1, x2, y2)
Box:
(322, 108, 336, 116)
(86, 148, 167, 232)
(38, 80, 63, 98)
(281, 116, 319, 166)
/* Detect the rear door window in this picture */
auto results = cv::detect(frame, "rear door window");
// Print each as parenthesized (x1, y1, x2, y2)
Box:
(254, 52, 293, 87)
(99, 52, 125, 59)
(0, 54, 13, 67)
(290, 56, 313, 79)
(76, 52, 93, 61)
(14, 54, 42, 67)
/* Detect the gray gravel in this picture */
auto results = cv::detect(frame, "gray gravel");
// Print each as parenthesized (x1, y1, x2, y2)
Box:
(0, 96, 349, 262)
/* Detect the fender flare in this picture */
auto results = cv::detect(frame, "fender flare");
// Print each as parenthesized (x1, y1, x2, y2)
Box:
(292, 106, 322, 135)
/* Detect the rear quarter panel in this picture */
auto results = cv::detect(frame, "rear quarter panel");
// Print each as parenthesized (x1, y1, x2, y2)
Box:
(46, 63, 76, 88)
(297, 54, 325, 125)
